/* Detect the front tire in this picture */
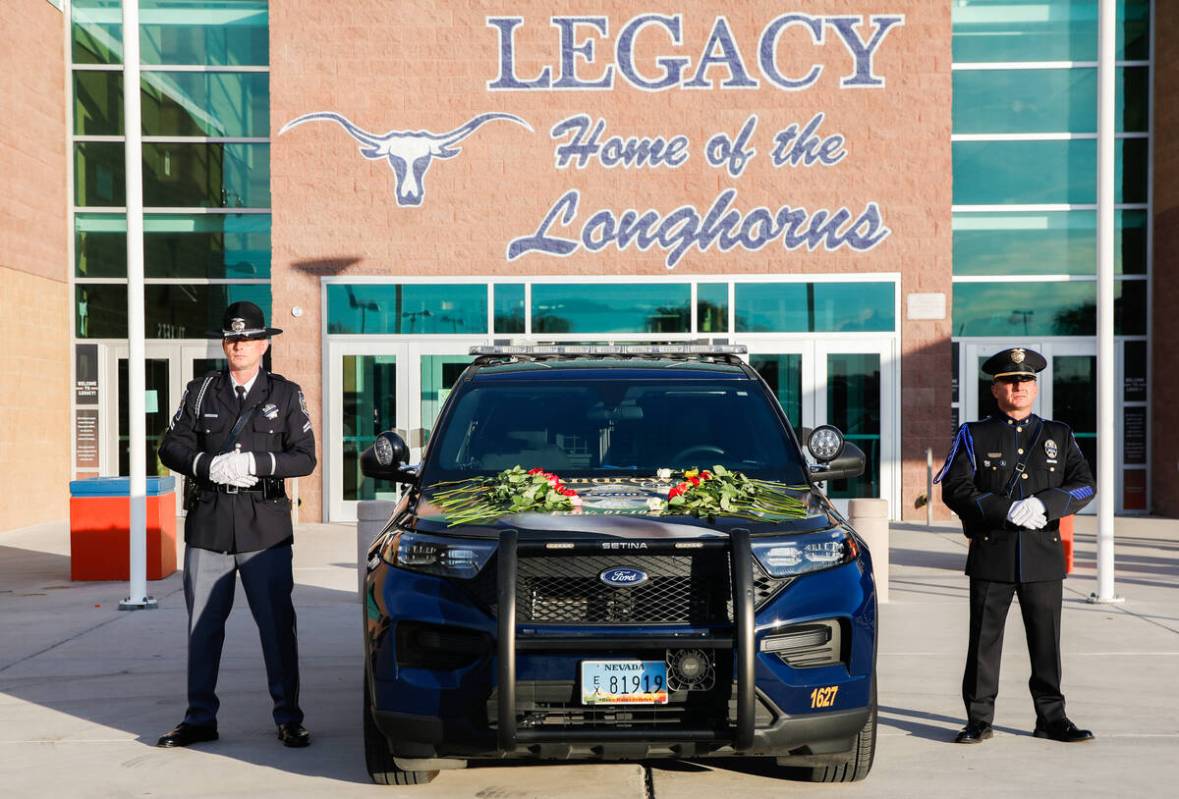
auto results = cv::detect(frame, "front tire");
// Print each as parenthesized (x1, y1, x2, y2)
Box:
(804, 703, 876, 783)
(363, 674, 439, 785)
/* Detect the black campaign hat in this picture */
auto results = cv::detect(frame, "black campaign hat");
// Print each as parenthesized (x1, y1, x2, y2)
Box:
(220, 301, 282, 341)
(981, 347, 1046, 381)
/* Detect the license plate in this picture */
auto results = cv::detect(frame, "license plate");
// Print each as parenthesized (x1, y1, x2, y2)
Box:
(581, 660, 669, 705)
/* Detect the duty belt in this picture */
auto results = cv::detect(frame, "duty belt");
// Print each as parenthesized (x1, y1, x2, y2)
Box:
(205, 477, 286, 499)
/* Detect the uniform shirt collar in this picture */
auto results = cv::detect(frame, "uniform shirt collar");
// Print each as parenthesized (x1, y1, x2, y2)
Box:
(229, 369, 260, 396)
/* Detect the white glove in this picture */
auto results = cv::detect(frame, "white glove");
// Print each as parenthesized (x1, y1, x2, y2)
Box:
(1007, 497, 1047, 529)
(208, 452, 257, 487)
(208, 453, 232, 485)
(223, 451, 255, 481)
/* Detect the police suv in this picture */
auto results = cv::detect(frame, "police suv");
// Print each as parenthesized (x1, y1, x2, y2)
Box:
(360, 345, 878, 785)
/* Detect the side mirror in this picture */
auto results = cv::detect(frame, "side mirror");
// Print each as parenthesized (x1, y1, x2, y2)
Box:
(360, 431, 416, 483)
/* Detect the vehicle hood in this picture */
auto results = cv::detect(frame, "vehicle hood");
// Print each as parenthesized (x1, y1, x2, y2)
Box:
(408, 478, 839, 540)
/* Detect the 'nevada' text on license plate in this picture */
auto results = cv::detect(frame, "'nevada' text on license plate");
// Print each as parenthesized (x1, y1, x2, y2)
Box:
(581, 660, 669, 705)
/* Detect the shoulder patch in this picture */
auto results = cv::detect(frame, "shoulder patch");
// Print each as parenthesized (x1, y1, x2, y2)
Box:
(298, 390, 310, 420)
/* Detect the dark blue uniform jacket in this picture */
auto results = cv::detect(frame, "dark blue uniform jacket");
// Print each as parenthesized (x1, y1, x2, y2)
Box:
(936, 413, 1095, 582)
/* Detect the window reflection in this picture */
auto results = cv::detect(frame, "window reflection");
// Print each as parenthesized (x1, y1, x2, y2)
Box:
(326, 284, 488, 335)
(951, 0, 1150, 63)
(141, 72, 269, 138)
(531, 284, 690, 334)
(735, 283, 894, 333)
(143, 143, 270, 208)
(139, 0, 269, 67)
(952, 210, 1147, 276)
(951, 280, 1145, 336)
(494, 284, 525, 334)
(72, 0, 123, 65)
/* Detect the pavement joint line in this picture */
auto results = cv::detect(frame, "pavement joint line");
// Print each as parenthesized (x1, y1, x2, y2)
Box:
(0, 582, 186, 676)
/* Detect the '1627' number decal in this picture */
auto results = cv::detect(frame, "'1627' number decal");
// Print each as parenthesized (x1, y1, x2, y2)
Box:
(810, 686, 839, 709)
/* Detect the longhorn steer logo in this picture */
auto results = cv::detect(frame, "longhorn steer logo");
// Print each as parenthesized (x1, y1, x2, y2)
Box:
(278, 112, 532, 207)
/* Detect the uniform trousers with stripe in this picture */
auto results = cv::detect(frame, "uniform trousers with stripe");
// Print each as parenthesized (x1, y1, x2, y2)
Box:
(182, 544, 303, 727)
(963, 577, 1066, 726)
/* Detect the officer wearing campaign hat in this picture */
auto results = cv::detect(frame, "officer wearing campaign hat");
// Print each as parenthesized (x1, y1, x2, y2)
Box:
(156, 301, 316, 749)
(935, 347, 1096, 745)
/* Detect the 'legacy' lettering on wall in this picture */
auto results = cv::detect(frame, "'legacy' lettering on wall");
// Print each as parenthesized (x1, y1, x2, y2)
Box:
(487, 14, 904, 91)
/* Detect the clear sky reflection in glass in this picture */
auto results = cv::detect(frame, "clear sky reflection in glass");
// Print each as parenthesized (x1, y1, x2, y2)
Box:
(327, 284, 488, 335)
(530, 284, 690, 334)
(953, 209, 1147, 276)
(735, 283, 895, 333)
(953, 139, 1147, 205)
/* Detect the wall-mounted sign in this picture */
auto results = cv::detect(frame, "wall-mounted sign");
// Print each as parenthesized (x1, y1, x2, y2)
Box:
(76, 409, 99, 470)
(281, 11, 905, 270)
(76, 344, 99, 404)
(1124, 406, 1146, 465)
(907, 293, 946, 321)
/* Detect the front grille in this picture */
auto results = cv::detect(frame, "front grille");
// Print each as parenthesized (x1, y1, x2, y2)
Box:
(517, 554, 731, 625)
(456, 546, 793, 624)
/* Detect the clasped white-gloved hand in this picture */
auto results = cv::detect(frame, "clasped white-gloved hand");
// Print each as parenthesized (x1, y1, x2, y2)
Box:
(1007, 497, 1047, 530)
(208, 451, 257, 488)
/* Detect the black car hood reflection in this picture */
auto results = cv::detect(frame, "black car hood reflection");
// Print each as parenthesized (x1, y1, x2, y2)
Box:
(408, 478, 837, 540)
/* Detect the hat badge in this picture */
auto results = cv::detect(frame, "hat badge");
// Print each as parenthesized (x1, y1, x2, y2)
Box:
(230, 318, 246, 333)
(1011, 348, 1025, 364)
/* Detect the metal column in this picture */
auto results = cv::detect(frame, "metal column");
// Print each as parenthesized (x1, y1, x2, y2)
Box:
(119, 0, 156, 611)
(1091, 0, 1122, 604)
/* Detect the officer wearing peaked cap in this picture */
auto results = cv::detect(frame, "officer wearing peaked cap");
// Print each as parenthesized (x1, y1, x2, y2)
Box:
(935, 347, 1096, 745)
(156, 301, 317, 749)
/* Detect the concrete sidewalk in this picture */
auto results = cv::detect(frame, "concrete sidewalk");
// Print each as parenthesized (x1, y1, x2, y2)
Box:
(0, 515, 1176, 798)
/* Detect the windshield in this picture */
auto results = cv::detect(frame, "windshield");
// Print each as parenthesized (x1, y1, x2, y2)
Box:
(423, 378, 806, 484)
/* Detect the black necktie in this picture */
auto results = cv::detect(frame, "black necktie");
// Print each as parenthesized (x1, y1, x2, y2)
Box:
(236, 385, 246, 409)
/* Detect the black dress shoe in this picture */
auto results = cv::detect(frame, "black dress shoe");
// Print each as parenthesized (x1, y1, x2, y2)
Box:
(1034, 718, 1094, 743)
(156, 722, 218, 748)
(954, 720, 994, 744)
(277, 723, 311, 748)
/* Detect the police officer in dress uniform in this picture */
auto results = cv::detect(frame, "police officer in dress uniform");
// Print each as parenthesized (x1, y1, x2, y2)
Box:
(935, 347, 1096, 744)
(155, 302, 316, 748)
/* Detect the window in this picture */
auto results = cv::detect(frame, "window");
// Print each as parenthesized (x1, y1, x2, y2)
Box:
(326, 284, 488, 335)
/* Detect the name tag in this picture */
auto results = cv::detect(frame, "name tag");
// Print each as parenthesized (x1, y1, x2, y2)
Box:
(203, 413, 219, 418)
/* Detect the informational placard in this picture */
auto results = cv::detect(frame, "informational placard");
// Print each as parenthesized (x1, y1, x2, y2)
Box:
(75, 344, 99, 404)
(1123, 406, 1146, 465)
(1123, 340, 1146, 402)
(906, 293, 946, 321)
(76, 409, 100, 469)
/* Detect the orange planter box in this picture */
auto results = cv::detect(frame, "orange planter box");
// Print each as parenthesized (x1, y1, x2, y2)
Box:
(1059, 514, 1075, 575)
(69, 478, 177, 581)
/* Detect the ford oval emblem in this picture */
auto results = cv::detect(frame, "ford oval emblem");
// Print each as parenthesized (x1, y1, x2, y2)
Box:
(599, 567, 649, 588)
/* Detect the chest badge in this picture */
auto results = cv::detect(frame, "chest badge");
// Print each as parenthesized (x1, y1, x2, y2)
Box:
(1044, 439, 1058, 459)
(262, 403, 280, 420)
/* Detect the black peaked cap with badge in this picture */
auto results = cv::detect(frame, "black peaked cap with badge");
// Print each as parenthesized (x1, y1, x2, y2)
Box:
(981, 347, 1047, 381)
(219, 301, 283, 341)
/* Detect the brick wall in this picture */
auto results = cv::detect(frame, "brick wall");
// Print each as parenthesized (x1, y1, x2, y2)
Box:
(1152, 8, 1178, 516)
(0, 0, 69, 530)
(270, 2, 953, 521)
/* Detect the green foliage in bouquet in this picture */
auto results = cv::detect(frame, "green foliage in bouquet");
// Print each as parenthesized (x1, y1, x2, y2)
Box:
(430, 466, 578, 527)
(665, 465, 808, 521)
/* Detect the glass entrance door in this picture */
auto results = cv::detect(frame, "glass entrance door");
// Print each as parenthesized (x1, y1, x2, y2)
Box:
(742, 338, 898, 517)
(961, 340, 1096, 513)
(326, 340, 479, 521)
(107, 340, 226, 478)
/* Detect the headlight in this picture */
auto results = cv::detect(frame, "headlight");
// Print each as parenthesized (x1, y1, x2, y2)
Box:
(380, 530, 496, 579)
(751, 529, 858, 578)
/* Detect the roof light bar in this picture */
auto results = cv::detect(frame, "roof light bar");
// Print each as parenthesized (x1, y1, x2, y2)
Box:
(469, 344, 748, 356)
